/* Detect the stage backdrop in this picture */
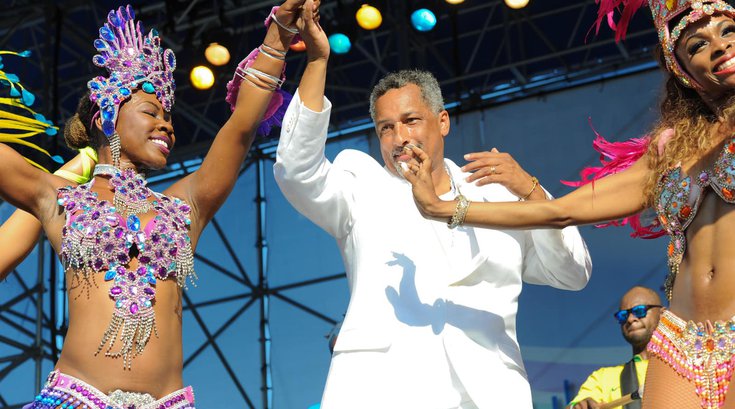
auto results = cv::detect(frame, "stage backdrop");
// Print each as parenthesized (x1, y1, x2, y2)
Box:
(0, 68, 667, 409)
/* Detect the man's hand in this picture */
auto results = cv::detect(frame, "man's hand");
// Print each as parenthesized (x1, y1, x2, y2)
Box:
(295, 0, 329, 62)
(403, 145, 453, 218)
(569, 398, 602, 409)
(462, 148, 546, 200)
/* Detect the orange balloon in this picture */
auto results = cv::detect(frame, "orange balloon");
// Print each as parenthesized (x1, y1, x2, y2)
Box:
(290, 40, 307, 52)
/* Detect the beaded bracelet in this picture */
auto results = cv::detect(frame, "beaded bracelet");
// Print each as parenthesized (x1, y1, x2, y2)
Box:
(448, 195, 470, 229)
(518, 176, 539, 201)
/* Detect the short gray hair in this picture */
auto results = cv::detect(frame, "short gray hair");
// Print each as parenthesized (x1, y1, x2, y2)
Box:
(369, 69, 445, 121)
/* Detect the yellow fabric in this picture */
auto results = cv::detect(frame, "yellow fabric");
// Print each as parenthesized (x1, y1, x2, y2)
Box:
(569, 356, 648, 407)
(53, 147, 98, 184)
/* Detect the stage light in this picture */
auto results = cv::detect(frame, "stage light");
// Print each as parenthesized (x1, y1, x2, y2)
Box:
(445, 0, 465, 4)
(190, 65, 214, 90)
(328, 33, 352, 54)
(411, 9, 437, 32)
(356, 4, 382, 30)
(290, 40, 306, 52)
(505, 0, 530, 9)
(204, 42, 230, 66)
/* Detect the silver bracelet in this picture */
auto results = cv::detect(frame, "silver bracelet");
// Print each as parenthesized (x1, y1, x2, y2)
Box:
(244, 66, 284, 87)
(261, 43, 288, 57)
(270, 11, 299, 34)
(235, 69, 277, 92)
(259, 45, 286, 61)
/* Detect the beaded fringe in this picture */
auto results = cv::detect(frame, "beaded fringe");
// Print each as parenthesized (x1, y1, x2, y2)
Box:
(648, 310, 735, 408)
(97, 306, 157, 370)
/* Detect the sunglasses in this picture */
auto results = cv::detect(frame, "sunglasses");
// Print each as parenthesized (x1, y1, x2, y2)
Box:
(614, 304, 663, 324)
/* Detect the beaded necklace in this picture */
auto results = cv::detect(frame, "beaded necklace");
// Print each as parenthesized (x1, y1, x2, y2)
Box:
(57, 164, 195, 369)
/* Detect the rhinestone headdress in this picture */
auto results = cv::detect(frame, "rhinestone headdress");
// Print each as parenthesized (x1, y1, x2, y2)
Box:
(88, 5, 176, 137)
(595, 0, 735, 89)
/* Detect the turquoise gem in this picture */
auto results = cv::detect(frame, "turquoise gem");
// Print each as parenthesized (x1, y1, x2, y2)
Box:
(142, 82, 155, 93)
(127, 215, 141, 231)
(104, 270, 116, 281)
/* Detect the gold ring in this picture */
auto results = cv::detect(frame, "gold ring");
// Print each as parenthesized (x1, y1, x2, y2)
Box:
(490, 166, 497, 174)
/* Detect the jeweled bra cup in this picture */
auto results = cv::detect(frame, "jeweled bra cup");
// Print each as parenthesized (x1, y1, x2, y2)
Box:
(655, 138, 735, 300)
(648, 310, 735, 408)
(58, 167, 196, 369)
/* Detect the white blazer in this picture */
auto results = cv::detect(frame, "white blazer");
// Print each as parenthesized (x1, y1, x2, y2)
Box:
(274, 91, 592, 409)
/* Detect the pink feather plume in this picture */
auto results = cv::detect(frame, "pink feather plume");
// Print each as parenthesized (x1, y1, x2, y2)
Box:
(562, 121, 665, 239)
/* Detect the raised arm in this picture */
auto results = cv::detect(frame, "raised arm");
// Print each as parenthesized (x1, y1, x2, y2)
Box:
(405, 144, 650, 229)
(0, 148, 97, 278)
(274, 0, 358, 238)
(166, 0, 306, 232)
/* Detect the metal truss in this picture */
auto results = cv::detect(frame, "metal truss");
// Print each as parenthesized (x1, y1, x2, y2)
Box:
(0, 0, 663, 407)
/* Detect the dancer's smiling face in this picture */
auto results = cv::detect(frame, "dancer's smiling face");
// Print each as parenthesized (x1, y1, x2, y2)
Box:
(373, 84, 450, 178)
(675, 14, 735, 100)
(111, 91, 175, 170)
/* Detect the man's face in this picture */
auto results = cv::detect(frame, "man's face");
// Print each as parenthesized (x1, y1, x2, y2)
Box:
(373, 84, 449, 177)
(618, 288, 662, 350)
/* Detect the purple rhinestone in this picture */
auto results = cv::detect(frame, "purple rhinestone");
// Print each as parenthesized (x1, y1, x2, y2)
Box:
(130, 303, 139, 314)
(138, 267, 147, 276)
(144, 287, 155, 295)
(110, 286, 122, 295)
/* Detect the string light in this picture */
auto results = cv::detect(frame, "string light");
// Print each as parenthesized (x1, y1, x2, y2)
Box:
(411, 9, 437, 32)
(328, 33, 352, 54)
(204, 43, 230, 66)
(356, 4, 382, 30)
(290, 40, 306, 52)
(505, 0, 530, 9)
(190, 66, 214, 90)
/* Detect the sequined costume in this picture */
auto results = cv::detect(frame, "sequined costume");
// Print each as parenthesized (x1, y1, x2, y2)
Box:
(58, 165, 195, 368)
(24, 370, 195, 409)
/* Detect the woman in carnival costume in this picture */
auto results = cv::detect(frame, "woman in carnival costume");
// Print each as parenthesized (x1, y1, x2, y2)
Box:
(404, 0, 735, 408)
(0, 1, 314, 408)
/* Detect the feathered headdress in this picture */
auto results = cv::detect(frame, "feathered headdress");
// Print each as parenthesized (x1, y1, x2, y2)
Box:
(594, 0, 735, 89)
(0, 50, 61, 171)
(88, 5, 176, 137)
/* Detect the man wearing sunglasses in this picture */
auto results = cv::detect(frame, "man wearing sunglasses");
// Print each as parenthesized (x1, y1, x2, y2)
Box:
(567, 286, 663, 409)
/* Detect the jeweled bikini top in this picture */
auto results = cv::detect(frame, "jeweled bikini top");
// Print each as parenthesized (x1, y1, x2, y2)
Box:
(57, 164, 196, 369)
(655, 137, 735, 299)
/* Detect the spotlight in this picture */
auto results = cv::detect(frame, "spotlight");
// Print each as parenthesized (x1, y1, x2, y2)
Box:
(356, 4, 382, 30)
(505, 0, 530, 9)
(290, 40, 306, 52)
(411, 9, 437, 32)
(445, 0, 465, 3)
(204, 42, 230, 66)
(328, 33, 352, 54)
(190, 65, 214, 90)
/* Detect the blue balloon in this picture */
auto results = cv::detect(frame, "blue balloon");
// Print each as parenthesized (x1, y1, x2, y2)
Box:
(411, 8, 437, 32)
(328, 33, 351, 54)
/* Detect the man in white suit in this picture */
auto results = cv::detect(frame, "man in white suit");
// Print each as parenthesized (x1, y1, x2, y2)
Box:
(275, 9, 592, 408)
